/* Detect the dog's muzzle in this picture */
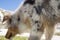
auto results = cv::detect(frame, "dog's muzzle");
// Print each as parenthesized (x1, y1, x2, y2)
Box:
(5, 26, 19, 39)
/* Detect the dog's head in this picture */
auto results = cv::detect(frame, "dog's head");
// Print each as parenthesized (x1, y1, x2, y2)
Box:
(4, 14, 21, 39)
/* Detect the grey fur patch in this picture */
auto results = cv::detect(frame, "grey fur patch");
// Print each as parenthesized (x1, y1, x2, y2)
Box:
(35, 21, 39, 23)
(58, 3, 60, 9)
(34, 5, 42, 15)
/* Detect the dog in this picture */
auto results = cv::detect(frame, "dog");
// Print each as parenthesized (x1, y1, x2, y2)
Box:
(3, 0, 60, 40)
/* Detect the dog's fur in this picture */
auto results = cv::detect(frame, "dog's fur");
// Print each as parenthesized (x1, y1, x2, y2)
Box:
(3, 0, 60, 40)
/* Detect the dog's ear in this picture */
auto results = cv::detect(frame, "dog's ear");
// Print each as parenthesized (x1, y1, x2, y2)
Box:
(2, 15, 11, 22)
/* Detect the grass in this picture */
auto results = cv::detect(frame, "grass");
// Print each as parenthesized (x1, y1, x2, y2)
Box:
(0, 32, 60, 40)
(0, 36, 28, 40)
(0, 36, 6, 40)
(12, 36, 28, 40)
(55, 32, 60, 36)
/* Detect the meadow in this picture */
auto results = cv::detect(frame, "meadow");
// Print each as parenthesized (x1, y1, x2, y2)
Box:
(0, 36, 28, 40)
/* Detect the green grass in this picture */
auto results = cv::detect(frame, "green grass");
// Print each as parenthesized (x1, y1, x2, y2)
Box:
(0, 33, 60, 40)
(55, 32, 60, 36)
(0, 36, 28, 40)
(0, 36, 6, 40)
(12, 36, 28, 40)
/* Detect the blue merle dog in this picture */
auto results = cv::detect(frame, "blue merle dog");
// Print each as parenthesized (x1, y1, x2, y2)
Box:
(3, 0, 60, 40)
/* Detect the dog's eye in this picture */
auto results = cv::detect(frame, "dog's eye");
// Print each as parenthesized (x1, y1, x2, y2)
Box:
(9, 18, 12, 24)
(17, 17, 20, 21)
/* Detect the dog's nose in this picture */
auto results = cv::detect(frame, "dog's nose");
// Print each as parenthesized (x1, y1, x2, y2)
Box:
(5, 33, 12, 39)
